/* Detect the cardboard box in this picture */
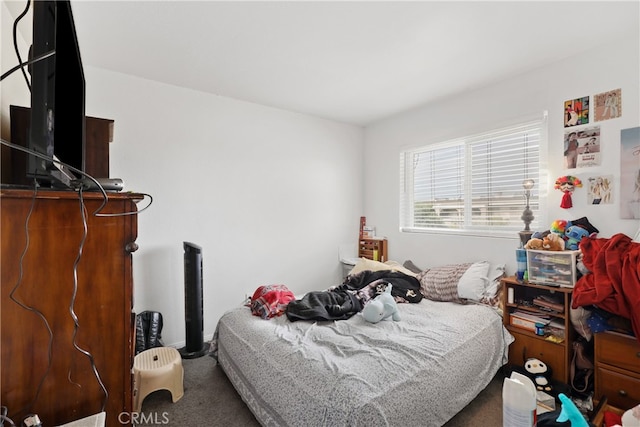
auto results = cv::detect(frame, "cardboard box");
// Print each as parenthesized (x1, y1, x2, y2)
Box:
(509, 311, 549, 333)
(526, 250, 579, 287)
(510, 315, 536, 332)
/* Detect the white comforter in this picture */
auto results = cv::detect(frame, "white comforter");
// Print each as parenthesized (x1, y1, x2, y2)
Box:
(214, 299, 513, 427)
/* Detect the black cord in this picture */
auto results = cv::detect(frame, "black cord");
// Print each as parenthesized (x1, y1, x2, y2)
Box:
(69, 189, 108, 412)
(95, 192, 154, 217)
(0, 50, 55, 83)
(0, 138, 108, 213)
(12, 0, 31, 91)
(0, 138, 154, 216)
(1, 405, 16, 427)
(8, 180, 54, 417)
(1, 145, 150, 417)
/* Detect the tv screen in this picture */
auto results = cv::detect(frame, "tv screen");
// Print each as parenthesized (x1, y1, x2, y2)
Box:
(29, 0, 86, 186)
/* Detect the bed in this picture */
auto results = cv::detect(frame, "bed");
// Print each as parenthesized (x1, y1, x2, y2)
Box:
(213, 261, 513, 427)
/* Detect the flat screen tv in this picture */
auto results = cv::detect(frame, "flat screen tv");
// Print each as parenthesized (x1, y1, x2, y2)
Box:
(28, 0, 85, 187)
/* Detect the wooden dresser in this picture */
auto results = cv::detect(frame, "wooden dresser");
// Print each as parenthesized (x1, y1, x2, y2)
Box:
(594, 331, 640, 410)
(1, 188, 141, 426)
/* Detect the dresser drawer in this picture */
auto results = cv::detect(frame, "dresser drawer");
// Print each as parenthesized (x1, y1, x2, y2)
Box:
(595, 332, 640, 374)
(596, 366, 640, 409)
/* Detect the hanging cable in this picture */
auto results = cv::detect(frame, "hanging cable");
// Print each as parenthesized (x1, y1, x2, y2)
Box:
(68, 188, 108, 412)
(1, 406, 16, 426)
(0, 50, 55, 83)
(8, 180, 54, 417)
(11, 0, 32, 91)
(0, 138, 153, 216)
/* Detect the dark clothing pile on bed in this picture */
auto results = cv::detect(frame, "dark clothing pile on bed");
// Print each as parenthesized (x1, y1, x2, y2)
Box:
(285, 270, 422, 322)
(285, 289, 363, 322)
(337, 270, 423, 304)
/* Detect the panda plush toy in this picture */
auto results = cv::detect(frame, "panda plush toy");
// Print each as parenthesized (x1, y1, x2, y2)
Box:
(524, 358, 553, 394)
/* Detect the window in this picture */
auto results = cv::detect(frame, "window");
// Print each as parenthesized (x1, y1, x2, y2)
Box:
(400, 117, 544, 235)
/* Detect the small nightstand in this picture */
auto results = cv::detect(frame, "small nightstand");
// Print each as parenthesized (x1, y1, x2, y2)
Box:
(501, 276, 575, 383)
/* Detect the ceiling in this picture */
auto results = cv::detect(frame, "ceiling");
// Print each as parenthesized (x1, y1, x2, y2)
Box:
(6, 1, 640, 126)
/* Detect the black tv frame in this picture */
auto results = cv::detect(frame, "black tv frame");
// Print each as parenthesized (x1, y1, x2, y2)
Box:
(28, 0, 86, 187)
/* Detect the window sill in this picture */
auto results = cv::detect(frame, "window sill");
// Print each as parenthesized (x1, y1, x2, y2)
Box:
(400, 227, 522, 240)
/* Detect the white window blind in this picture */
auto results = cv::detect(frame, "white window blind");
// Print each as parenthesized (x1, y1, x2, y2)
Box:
(400, 119, 543, 234)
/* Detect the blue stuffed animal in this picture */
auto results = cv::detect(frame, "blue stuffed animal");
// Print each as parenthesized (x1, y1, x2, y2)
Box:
(362, 284, 400, 323)
(556, 393, 589, 427)
(564, 225, 590, 250)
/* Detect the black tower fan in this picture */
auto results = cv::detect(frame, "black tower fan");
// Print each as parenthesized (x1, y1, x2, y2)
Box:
(179, 242, 206, 358)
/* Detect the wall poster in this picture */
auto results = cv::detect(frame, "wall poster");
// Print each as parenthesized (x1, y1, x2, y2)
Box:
(594, 88, 622, 122)
(620, 126, 640, 219)
(587, 174, 613, 205)
(576, 126, 601, 168)
(564, 126, 601, 169)
(564, 96, 590, 127)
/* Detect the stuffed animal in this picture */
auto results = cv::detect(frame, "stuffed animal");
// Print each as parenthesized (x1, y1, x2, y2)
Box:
(542, 233, 565, 251)
(550, 219, 568, 237)
(564, 225, 590, 250)
(362, 284, 400, 323)
(531, 230, 550, 240)
(524, 357, 553, 393)
(556, 393, 589, 427)
(524, 238, 544, 250)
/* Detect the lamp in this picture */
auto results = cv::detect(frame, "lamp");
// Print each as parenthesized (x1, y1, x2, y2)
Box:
(519, 179, 535, 248)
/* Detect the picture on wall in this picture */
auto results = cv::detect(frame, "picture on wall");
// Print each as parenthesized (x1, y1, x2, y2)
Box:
(587, 175, 613, 205)
(564, 96, 589, 127)
(594, 88, 622, 122)
(564, 126, 601, 169)
(575, 126, 601, 168)
(620, 126, 640, 219)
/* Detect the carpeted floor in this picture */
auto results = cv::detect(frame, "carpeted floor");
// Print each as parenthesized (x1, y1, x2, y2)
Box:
(140, 351, 505, 426)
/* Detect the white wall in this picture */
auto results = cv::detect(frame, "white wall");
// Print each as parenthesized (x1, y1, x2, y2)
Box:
(1, 0, 364, 347)
(82, 67, 364, 346)
(364, 34, 640, 274)
(1, 1, 30, 140)
(3, 0, 638, 348)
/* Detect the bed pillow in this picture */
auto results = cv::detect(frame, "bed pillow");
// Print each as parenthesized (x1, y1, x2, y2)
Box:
(416, 263, 472, 303)
(457, 261, 491, 301)
(348, 258, 418, 277)
(482, 263, 506, 300)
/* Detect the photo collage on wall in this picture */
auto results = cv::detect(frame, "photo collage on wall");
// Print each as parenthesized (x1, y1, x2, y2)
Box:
(562, 89, 635, 217)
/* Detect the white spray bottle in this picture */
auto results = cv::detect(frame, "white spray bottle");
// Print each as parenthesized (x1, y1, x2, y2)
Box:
(503, 371, 537, 427)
